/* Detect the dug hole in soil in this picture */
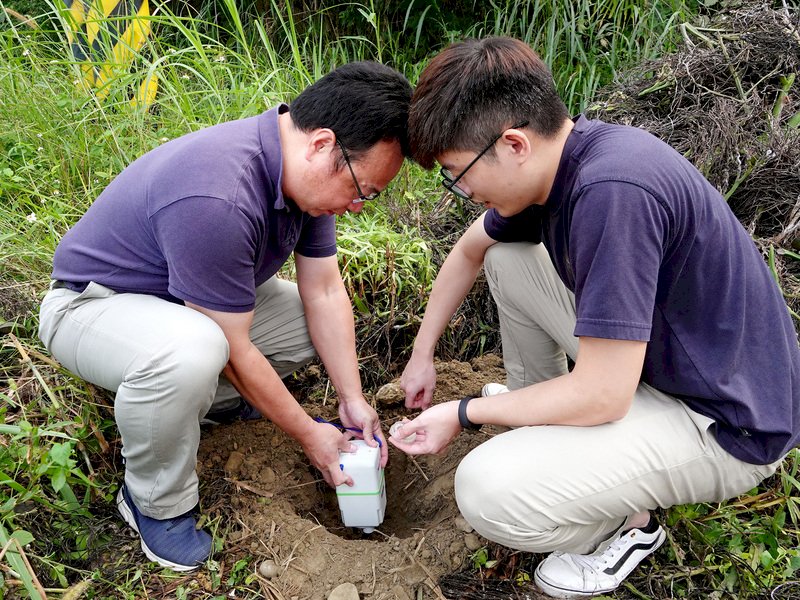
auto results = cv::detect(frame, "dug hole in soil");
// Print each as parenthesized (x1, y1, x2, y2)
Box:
(196, 355, 516, 600)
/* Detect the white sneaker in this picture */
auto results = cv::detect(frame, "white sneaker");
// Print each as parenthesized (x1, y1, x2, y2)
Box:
(534, 518, 666, 598)
(481, 382, 509, 396)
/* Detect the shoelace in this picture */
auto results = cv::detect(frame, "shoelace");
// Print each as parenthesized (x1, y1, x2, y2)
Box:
(571, 535, 628, 570)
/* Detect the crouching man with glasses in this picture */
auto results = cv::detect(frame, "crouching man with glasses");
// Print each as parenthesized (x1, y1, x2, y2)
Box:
(388, 37, 800, 598)
(39, 61, 411, 572)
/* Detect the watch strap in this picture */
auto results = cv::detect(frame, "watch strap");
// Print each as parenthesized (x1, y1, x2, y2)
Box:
(458, 396, 482, 431)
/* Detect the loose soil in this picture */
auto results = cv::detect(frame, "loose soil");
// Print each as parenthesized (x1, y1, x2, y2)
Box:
(192, 355, 541, 600)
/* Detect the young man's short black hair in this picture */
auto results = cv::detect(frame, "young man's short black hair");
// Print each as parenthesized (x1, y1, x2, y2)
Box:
(409, 37, 570, 169)
(290, 61, 413, 165)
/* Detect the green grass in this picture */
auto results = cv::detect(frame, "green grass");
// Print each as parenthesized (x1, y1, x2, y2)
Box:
(2, 0, 799, 598)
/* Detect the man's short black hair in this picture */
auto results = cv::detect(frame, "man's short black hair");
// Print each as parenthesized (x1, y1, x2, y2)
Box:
(409, 37, 569, 169)
(290, 61, 413, 164)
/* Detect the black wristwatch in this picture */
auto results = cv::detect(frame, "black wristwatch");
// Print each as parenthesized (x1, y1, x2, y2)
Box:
(458, 396, 482, 431)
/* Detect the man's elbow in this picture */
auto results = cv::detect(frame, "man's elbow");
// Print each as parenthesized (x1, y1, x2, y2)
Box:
(592, 389, 634, 423)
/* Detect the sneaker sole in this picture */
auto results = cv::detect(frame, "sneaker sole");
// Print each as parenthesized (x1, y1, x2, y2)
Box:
(533, 528, 666, 598)
(116, 489, 202, 573)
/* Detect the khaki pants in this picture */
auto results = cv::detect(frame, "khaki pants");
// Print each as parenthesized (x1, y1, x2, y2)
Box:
(39, 277, 315, 519)
(455, 243, 781, 554)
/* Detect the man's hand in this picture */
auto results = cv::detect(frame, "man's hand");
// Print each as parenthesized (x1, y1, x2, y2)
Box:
(400, 351, 437, 410)
(388, 401, 462, 455)
(299, 421, 356, 487)
(339, 398, 388, 467)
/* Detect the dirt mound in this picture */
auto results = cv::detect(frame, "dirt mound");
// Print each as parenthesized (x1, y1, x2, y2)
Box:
(186, 355, 546, 599)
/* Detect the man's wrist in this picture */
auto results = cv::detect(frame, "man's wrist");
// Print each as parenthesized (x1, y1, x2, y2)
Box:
(411, 339, 436, 361)
(337, 391, 365, 405)
(458, 396, 482, 431)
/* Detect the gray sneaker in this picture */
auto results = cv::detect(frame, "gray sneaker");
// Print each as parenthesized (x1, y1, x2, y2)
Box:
(534, 517, 666, 598)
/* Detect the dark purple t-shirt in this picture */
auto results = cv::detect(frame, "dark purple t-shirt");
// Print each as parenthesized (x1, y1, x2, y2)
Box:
(485, 115, 800, 465)
(52, 105, 337, 312)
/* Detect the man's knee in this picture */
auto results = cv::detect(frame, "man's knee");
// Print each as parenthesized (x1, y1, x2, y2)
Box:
(485, 242, 550, 284)
(454, 443, 555, 552)
(132, 318, 229, 403)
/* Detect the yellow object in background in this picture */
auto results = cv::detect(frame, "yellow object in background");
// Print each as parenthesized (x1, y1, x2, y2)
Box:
(61, 0, 157, 107)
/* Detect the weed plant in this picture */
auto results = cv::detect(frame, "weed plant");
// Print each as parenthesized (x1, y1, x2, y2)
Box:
(1, 0, 799, 598)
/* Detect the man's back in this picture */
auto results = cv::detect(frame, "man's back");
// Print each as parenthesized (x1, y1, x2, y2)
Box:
(552, 116, 800, 464)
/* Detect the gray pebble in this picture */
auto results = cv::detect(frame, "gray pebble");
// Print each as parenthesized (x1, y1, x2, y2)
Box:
(258, 559, 280, 579)
(327, 582, 359, 600)
(454, 516, 474, 533)
(464, 533, 483, 551)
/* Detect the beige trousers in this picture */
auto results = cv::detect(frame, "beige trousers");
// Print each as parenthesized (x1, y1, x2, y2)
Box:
(39, 277, 315, 519)
(454, 243, 781, 554)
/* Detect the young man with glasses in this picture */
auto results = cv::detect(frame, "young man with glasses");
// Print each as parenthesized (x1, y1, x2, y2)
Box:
(389, 37, 800, 598)
(39, 61, 411, 572)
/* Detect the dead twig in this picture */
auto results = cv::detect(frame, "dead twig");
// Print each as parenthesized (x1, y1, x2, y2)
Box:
(224, 478, 274, 498)
(408, 456, 430, 482)
(1, 7, 38, 28)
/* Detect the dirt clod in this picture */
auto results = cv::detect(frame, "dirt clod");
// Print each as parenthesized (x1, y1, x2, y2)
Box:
(375, 382, 405, 406)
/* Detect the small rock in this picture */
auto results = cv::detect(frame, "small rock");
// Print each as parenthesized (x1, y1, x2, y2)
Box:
(259, 466, 276, 486)
(449, 540, 464, 555)
(271, 435, 282, 448)
(228, 529, 244, 542)
(374, 382, 404, 405)
(399, 565, 428, 586)
(454, 516, 474, 533)
(258, 559, 280, 579)
(449, 552, 465, 570)
(327, 582, 359, 600)
(464, 533, 482, 551)
(224, 450, 245, 475)
(389, 420, 416, 443)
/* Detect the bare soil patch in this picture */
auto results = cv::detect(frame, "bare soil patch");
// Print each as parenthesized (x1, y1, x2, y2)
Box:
(192, 355, 545, 600)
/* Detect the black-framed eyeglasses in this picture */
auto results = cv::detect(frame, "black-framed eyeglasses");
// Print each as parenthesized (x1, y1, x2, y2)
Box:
(336, 139, 380, 204)
(440, 121, 529, 200)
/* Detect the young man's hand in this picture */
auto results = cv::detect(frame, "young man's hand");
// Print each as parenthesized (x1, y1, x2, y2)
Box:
(400, 351, 437, 409)
(388, 401, 462, 455)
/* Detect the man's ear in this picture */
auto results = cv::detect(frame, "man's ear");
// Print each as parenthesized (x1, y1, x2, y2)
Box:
(499, 127, 532, 163)
(305, 128, 336, 161)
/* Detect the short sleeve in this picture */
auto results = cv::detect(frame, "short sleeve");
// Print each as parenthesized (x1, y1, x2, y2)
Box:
(295, 214, 337, 258)
(151, 196, 258, 312)
(570, 181, 670, 341)
(483, 206, 544, 243)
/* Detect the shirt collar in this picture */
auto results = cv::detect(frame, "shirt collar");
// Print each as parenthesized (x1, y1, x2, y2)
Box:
(545, 114, 591, 212)
(258, 103, 291, 211)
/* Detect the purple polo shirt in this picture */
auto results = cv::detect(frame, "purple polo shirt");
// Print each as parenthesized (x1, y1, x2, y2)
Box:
(485, 115, 800, 465)
(52, 105, 337, 312)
